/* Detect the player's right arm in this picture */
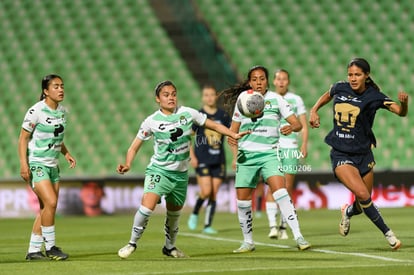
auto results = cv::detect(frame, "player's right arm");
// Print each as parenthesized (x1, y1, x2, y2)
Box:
(117, 138, 144, 174)
(309, 90, 332, 128)
(18, 128, 32, 182)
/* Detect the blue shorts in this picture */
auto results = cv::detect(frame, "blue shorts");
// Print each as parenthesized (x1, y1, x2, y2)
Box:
(195, 163, 225, 179)
(330, 148, 376, 177)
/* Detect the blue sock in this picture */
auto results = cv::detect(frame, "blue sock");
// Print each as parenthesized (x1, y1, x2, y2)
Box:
(360, 198, 389, 234)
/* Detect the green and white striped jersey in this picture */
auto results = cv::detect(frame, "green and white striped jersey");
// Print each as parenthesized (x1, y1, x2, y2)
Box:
(279, 91, 306, 149)
(21, 100, 67, 167)
(232, 90, 293, 152)
(137, 106, 207, 172)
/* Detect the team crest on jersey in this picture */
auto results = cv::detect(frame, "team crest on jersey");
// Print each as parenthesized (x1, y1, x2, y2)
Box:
(264, 100, 272, 109)
(179, 116, 187, 125)
(147, 182, 156, 190)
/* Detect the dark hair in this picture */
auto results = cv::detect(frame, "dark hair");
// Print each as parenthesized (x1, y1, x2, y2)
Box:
(40, 74, 63, 100)
(154, 80, 176, 97)
(274, 68, 290, 80)
(218, 65, 269, 115)
(347, 58, 380, 91)
(202, 84, 217, 94)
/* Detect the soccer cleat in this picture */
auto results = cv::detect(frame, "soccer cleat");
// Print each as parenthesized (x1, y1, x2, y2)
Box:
(268, 226, 279, 239)
(25, 251, 49, 261)
(296, 237, 311, 251)
(162, 246, 186, 258)
(385, 230, 401, 250)
(278, 227, 289, 240)
(187, 214, 198, 231)
(233, 242, 255, 253)
(339, 204, 351, 236)
(202, 227, 218, 234)
(118, 243, 137, 259)
(45, 246, 68, 261)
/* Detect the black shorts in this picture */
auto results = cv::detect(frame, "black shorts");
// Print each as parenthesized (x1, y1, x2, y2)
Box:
(330, 148, 376, 177)
(195, 163, 226, 179)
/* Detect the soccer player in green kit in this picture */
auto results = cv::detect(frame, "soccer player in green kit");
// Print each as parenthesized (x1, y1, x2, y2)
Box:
(19, 74, 76, 260)
(117, 80, 248, 258)
(221, 66, 311, 252)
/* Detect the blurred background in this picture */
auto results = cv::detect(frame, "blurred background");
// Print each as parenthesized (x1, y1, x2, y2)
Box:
(0, 0, 413, 216)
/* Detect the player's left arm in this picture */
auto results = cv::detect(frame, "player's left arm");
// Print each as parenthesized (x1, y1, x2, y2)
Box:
(281, 114, 302, 135)
(298, 113, 308, 158)
(204, 119, 249, 140)
(61, 142, 76, 168)
(386, 91, 408, 117)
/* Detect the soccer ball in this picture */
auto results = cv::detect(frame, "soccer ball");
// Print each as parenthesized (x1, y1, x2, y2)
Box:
(236, 90, 265, 118)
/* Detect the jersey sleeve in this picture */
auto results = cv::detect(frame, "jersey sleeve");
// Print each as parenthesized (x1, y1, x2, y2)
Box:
(187, 107, 207, 126)
(328, 83, 338, 97)
(232, 104, 243, 122)
(279, 96, 294, 119)
(136, 117, 153, 141)
(21, 106, 39, 133)
(296, 95, 307, 115)
(379, 92, 396, 110)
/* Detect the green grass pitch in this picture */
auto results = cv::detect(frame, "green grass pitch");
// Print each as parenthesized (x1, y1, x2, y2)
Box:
(1, 207, 413, 275)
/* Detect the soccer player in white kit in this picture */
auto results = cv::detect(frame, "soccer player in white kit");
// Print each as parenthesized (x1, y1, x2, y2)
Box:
(18, 74, 76, 260)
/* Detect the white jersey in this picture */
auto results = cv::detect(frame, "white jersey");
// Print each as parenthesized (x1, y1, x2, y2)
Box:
(278, 92, 306, 149)
(137, 106, 207, 172)
(21, 100, 67, 167)
(232, 90, 293, 152)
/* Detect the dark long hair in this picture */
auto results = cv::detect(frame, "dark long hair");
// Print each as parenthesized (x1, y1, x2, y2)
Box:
(218, 65, 269, 116)
(40, 74, 63, 100)
(347, 58, 380, 91)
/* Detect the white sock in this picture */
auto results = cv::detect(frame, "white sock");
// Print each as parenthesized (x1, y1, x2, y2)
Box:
(273, 189, 302, 240)
(265, 201, 278, 228)
(130, 206, 152, 244)
(41, 225, 55, 250)
(164, 210, 181, 250)
(28, 233, 43, 253)
(236, 200, 254, 245)
(280, 215, 287, 229)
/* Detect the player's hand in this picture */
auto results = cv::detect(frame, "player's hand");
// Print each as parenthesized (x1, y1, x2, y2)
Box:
(65, 153, 76, 168)
(117, 164, 130, 174)
(20, 165, 31, 183)
(300, 144, 308, 158)
(234, 130, 250, 140)
(309, 110, 320, 128)
(398, 91, 409, 104)
(280, 125, 293, 135)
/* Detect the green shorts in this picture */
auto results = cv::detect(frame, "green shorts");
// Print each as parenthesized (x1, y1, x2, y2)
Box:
(278, 148, 300, 175)
(144, 165, 188, 207)
(29, 163, 60, 188)
(235, 150, 284, 188)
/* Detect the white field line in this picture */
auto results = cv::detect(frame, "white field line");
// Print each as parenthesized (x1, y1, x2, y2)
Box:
(181, 232, 414, 264)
